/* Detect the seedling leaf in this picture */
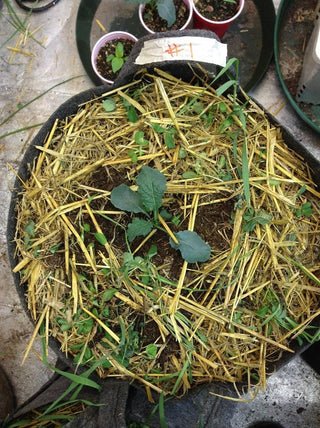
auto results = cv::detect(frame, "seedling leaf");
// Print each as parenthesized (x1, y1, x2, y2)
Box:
(127, 105, 138, 122)
(216, 80, 237, 96)
(111, 56, 124, 73)
(295, 201, 313, 218)
(127, 218, 154, 242)
(165, 131, 175, 148)
(157, 0, 176, 27)
(115, 42, 124, 58)
(170, 230, 211, 263)
(111, 184, 146, 214)
(135, 131, 149, 146)
(146, 343, 157, 359)
(297, 184, 307, 197)
(102, 98, 116, 112)
(182, 171, 199, 179)
(102, 289, 117, 302)
(25, 220, 35, 237)
(152, 123, 167, 133)
(94, 232, 107, 245)
(243, 210, 272, 232)
(136, 165, 167, 212)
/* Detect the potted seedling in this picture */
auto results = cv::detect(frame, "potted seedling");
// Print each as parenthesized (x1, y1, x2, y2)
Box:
(193, 0, 245, 38)
(126, 0, 193, 33)
(8, 42, 320, 402)
(91, 31, 138, 84)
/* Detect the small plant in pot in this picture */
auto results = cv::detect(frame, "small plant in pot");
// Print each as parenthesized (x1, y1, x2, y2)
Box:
(193, 0, 245, 38)
(91, 31, 138, 85)
(126, 0, 193, 33)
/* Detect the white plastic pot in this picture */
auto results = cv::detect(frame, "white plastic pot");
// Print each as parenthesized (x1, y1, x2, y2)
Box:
(91, 31, 138, 85)
(139, 0, 193, 34)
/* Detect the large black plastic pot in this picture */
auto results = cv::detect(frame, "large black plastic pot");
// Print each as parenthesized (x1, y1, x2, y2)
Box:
(6, 30, 320, 426)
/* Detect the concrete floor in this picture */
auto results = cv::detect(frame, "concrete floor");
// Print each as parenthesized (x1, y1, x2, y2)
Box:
(1, 0, 320, 426)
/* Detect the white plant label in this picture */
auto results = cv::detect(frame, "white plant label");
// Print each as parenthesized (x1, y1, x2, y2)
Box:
(134, 36, 228, 67)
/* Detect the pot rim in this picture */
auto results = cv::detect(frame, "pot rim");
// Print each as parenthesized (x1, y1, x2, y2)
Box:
(192, 0, 245, 25)
(91, 31, 138, 85)
(138, 0, 193, 34)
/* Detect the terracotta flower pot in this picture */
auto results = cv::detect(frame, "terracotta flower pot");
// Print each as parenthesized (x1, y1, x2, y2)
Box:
(139, 0, 193, 34)
(91, 31, 138, 85)
(192, 0, 245, 39)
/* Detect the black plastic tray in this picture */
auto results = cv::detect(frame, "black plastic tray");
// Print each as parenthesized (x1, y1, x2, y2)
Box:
(75, 0, 275, 91)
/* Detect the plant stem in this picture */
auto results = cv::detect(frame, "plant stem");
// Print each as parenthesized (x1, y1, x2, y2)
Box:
(158, 213, 179, 244)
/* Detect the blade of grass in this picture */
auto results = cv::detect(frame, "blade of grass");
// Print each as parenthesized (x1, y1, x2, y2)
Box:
(159, 392, 168, 428)
(1, 0, 42, 49)
(0, 75, 82, 128)
(0, 122, 45, 139)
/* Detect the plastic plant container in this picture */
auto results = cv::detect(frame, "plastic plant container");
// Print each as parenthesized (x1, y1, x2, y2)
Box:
(192, 0, 245, 39)
(139, 0, 193, 34)
(274, 0, 320, 133)
(91, 31, 138, 85)
(296, 0, 320, 105)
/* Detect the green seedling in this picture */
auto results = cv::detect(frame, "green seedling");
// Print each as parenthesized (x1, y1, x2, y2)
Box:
(145, 343, 158, 359)
(242, 207, 272, 232)
(152, 123, 177, 149)
(256, 290, 320, 345)
(110, 165, 211, 263)
(79, 220, 108, 248)
(122, 247, 181, 292)
(119, 96, 138, 122)
(128, 131, 150, 162)
(102, 97, 117, 112)
(24, 219, 35, 249)
(125, 0, 176, 27)
(217, 155, 233, 181)
(182, 171, 199, 179)
(106, 42, 128, 74)
(295, 201, 313, 218)
(210, 58, 251, 206)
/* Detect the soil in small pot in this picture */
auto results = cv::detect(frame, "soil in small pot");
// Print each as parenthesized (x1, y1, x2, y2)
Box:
(143, 0, 189, 32)
(96, 38, 135, 82)
(194, 0, 239, 21)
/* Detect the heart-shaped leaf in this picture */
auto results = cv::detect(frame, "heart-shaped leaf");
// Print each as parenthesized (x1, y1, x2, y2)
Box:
(157, 0, 176, 27)
(136, 165, 167, 212)
(127, 218, 153, 242)
(111, 56, 124, 73)
(110, 184, 146, 214)
(102, 98, 116, 112)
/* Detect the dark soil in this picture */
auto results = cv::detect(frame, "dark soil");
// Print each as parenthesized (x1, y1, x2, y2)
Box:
(84, 167, 235, 369)
(142, 0, 189, 32)
(84, 166, 234, 283)
(96, 38, 135, 82)
(194, 0, 239, 21)
(47, 165, 235, 373)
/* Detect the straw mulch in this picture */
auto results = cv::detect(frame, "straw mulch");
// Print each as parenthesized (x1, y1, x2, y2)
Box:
(13, 69, 320, 399)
